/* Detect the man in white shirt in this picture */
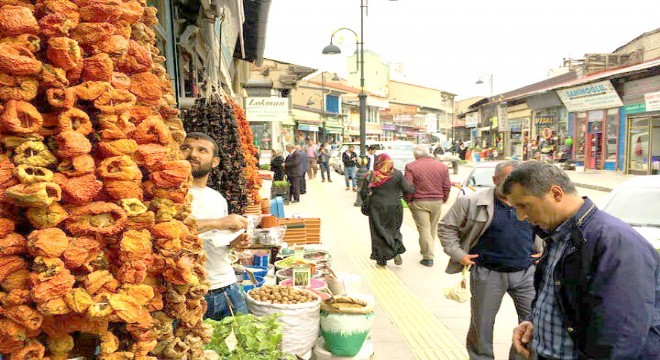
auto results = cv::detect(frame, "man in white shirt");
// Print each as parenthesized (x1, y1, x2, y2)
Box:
(181, 132, 250, 320)
(366, 145, 378, 171)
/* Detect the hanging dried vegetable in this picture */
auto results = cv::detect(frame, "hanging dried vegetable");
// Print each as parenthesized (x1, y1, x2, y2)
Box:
(0, 1, 210, 358)
(230, 99, 262, 204)
(182, 97, 248, 214)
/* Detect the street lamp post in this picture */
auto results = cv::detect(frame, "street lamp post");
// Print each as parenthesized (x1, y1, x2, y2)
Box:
(322, 2, 368, 207)
(476, 74, 494, 147)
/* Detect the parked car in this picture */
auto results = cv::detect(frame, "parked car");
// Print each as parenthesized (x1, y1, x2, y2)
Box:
(376, 141, 415, 173)
(600, 175, 660, 251)
(456, 162, 499, 196)
(329, 150, 344, 174)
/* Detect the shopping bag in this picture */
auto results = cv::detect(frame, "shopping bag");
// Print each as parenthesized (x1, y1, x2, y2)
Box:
(442, 265, 471, 303)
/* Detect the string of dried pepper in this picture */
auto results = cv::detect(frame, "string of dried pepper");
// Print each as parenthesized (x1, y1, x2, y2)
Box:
(182, 97, 248, 214)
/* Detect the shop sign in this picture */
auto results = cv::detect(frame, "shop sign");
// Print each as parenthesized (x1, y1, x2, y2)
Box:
(623, 103, 647, 114)
(245, 97, 289, 122)
(534, 114, 555, 125)
(624, 75, 660, 96)
(645, 91, 660, 112)
(498, 106, 509, 132)
(382, 124, 397, 131)
(557, 80, 623, 112)
(298, 124, 319, 132)
(465, 112, 479, 128)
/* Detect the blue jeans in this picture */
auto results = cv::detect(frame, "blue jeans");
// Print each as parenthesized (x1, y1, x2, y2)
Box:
(203, 283, 248, 320)
(319, 162, 331, 180)
(344, 166, 357, 188)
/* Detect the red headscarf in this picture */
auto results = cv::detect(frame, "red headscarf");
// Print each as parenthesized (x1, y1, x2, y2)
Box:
(368, 153, 395, 188)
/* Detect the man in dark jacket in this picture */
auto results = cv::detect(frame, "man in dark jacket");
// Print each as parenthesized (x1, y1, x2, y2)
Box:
(342, 145, 358, 191)
(283, 144, 303, 203)
(503, 162, 660, 360)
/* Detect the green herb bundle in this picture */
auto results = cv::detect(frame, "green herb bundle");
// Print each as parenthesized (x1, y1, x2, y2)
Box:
(204, 314, 297, 359)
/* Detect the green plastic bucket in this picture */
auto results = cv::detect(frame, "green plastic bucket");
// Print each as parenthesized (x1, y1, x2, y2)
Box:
(320, 311, 375, 357)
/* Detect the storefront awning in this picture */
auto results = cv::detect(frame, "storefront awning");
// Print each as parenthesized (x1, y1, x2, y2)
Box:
(282, 115, 295, 126)
(298, 124, 319, 132)
(324, 126, 343, 134)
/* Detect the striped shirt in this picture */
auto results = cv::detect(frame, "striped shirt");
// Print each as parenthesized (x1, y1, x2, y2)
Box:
(531, 221, 578, 359)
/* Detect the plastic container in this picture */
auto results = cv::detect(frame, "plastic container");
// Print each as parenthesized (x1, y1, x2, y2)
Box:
(252, 252, 271, 268)
(313, 337, 374, 359)
(275, 268, 323, 283)
(241, 275, 265, 292)
(243, 265, 268, 280)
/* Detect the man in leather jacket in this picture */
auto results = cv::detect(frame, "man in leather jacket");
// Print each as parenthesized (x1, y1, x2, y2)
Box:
(502, 162, 660, 360)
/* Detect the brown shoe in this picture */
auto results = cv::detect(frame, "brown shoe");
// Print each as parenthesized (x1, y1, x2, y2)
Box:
(345, 187, 350, 190)
(352, 187, 357, 192)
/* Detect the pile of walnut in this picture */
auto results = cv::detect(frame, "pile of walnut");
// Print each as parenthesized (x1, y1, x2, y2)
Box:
(249, 285, 318, 305)
(0, 0, 212, 359)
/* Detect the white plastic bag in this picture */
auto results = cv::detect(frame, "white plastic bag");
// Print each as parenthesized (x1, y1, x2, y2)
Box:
(246, 291, 321, 356)
(442, 265, 471, 303)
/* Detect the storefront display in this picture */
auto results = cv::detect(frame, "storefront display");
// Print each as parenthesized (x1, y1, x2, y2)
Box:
(0, 2, 210, 358)
(622, 76, 660, 174)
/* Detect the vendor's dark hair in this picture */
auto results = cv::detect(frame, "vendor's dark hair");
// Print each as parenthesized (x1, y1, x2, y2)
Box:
(502, 161, 576, 197)
(185, 132, 219, 158)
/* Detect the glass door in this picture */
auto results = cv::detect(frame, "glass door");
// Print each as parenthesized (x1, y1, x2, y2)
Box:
(652, 117, 660, 175)
(627, 117, 650, 175)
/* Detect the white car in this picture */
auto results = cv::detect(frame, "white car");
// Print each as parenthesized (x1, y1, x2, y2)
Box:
(600, 175, 660, 251)
(456, 162, 499, 196)
(329, 150, 344, 174)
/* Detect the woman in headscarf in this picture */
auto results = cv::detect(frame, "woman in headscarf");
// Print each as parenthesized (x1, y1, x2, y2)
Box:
(360, 153, 414, 266)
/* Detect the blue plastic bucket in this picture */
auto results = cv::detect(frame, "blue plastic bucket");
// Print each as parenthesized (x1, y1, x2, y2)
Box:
(242, 275, 265, 292)
(243, 265, 268, 280)
(253, 253, 271, 267)
(474, 153, 481, 162)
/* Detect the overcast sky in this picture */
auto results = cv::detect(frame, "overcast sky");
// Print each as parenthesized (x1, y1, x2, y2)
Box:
(263, 0, 660, 100)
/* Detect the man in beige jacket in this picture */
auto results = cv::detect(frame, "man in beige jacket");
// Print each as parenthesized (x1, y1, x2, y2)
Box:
(439, 161, 542, 360)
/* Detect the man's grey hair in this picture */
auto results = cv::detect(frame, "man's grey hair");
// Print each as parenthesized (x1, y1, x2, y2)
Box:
(413, 145, 430, 158)
(494, 160, 519, 177)
(502, 161, 577, 197)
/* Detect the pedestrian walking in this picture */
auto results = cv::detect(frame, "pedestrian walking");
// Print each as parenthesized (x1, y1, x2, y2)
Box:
(180, 133, 250, 320)
(283, 144, 303, 203)
(298, 145, 307, 195)
(366, 145, 377, 171)
(270, 149, 284, 181)
(360, 154, 414, 267)
(342, 145, 358, 191)
(304, 139, 319, 179)
(503, 162, 660, 360)
(439, 161, 542, 359)
(433, 143, 445, 157)
(317, 143, 332, 182)
(458, 141, 468, 160)
(404, 145, 452, 267)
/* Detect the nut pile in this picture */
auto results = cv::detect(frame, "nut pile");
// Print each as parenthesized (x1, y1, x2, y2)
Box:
(249, 285, 317, 305)
(182, 98, 248, 214)
(0, 0, 210, 359)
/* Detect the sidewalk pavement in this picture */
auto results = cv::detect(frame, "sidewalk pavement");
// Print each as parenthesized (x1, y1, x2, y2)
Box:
(460, 161, 635, 192)
(284, 172, 520, 359)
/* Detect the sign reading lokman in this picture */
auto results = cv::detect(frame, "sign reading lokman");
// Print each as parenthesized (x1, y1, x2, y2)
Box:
(557, 80, 623, 112)
(245, 97, 289, 122)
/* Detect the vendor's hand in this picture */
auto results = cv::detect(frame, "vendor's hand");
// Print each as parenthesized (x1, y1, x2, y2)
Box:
(459, 254, 479, 266)
(512, 321, 534, 359)
(531, 252, 542, 265)
(230, 233, 251, 251)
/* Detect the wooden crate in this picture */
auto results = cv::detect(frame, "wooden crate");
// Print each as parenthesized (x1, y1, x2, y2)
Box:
(278, 218, 321, 245)
(244, 204, 262, 215)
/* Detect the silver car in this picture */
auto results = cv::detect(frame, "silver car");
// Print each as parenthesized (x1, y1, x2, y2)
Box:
(600, 175, 660, 251)
(329, 150, 344, 174)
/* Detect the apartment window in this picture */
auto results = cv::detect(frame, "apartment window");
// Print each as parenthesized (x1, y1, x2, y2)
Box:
(367, 107, 378, 123)
(325, 95, 339, 113)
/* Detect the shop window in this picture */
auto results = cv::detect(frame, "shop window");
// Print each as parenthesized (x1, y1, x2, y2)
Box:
(605, 109, 618, 164)
(325, 95, 339, 113)
(574, 112, 587, 162)
(628, 117, 649, 173)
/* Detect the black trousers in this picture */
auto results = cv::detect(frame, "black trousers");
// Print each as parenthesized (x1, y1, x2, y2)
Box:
(288, 176, 300, 201)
